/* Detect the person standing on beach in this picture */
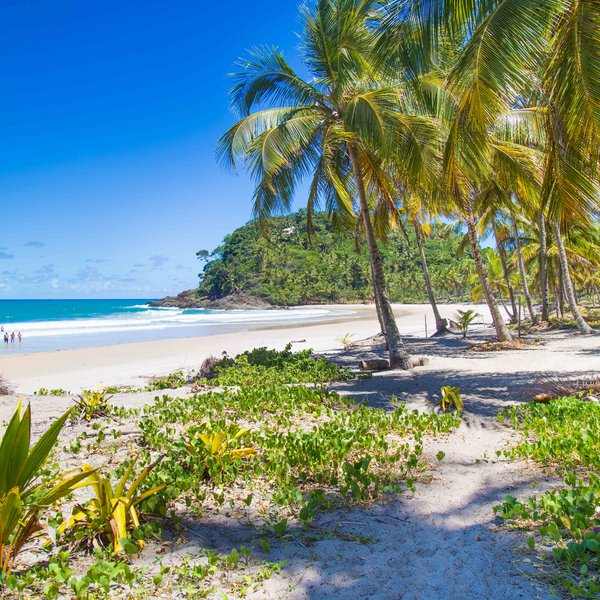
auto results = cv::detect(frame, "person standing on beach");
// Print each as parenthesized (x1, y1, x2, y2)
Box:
(17, 331, 22, 343)
(10, 332, 15, 343)
(3, 333, 8, 344)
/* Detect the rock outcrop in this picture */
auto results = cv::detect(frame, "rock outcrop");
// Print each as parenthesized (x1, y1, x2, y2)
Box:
(148, 289, 205, 308)
(148, 290, 273, 310)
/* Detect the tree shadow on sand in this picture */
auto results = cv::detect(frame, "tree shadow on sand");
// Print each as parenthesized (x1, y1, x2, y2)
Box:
(154, 469, 555, 599)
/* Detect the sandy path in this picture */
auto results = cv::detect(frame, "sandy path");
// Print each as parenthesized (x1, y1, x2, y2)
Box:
(244, 331, 598, 599)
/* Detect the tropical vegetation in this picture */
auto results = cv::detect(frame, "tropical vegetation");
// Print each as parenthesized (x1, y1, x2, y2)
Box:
(497, 395, 600, 597)
(216, 0, 599, 364)
(1, 347, 460, 598)
(197, 210, 476, 305)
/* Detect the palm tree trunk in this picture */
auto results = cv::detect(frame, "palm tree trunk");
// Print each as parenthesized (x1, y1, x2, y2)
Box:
(348, 145, 412, 368)
(373, 288, 386, 336)
(466, 209, 513, 342)
(414, 224, 447, 334)
(556, 277, 563, 317)
(538, 213, 550, 321)
(552, 222, 594, 334)
(511, 215, 538, 324)
(493, 228, 517, 323)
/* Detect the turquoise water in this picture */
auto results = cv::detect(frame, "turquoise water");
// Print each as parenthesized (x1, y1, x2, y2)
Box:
(0, 299, 340, 353)
(0, 299, 154, 324)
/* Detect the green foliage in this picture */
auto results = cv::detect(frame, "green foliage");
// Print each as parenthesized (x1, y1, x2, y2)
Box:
(197, 211, 473, 305)
(34, 388, 70, 396)
(439, 386, 464, 413)
(62, 457, 165, 556)
(145, 370, 187, 391)
(450, 309, 480, 339)
(139, 384, 460, 522)
(73, 387, 112, 422)
(209, 344, 352, 386)
(5, 551, 148, 599)
(497, 397, 600, 596)
(0, 402, 90, 580)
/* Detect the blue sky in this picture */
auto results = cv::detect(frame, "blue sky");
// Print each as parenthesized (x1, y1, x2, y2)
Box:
(0, 0, 305, 298)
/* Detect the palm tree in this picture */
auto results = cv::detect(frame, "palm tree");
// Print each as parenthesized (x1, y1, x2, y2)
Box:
(218, 0, 440, 368)
(468, 248, 514, 318)
(383, 0, 599, 333)
(413, 222, 448, 334)
(552, 222, 595, 334)
(401, 194, 449, 334)
(510, 213, 539, 324)
(537, 212, 550, 321)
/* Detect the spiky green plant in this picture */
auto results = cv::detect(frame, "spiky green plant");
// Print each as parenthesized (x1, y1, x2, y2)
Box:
(0, 401, 90, 579)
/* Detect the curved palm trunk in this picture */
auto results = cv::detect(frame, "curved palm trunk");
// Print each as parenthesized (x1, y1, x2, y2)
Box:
(493, 228, 517, 323)
(511, 215, 538, 324)
(372, 273, 386, 336)
(414, 224, 448, 334)
(348, 145, 412, 369)
(552, 222, 594, 335)
(538, 213, 550, 321)
(466, 209, 513, 342)
(556, 273, 563, 317)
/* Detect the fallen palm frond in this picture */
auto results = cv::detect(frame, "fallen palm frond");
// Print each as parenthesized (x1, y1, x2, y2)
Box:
(529, 375, 600, 403)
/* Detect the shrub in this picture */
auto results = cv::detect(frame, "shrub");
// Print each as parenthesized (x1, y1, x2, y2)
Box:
(209, 344, 352, 386)
(145, 370, 186, 391)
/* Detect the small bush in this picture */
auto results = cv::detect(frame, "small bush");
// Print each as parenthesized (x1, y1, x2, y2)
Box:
(209, 344, 352, 386)
(198, 355, 223, 380)
(145, 370, 186, 391)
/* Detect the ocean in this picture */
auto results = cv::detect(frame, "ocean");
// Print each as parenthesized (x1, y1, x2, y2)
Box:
(0, 299, 343, 353)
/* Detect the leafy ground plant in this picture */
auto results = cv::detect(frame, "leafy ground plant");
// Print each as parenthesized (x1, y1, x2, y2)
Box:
(145, 370, 187, 391)
(496, 397, 599, 597)
(139, 384, 461, 522)
(0, 402, 90, 580)
(73, 387, 113, 422)
(439, 386, 463, 413)
(61, 457, 165, 555)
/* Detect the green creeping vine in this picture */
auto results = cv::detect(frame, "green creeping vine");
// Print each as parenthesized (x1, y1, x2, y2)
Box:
(138, 385, 460, 522)
(496, 397, 600, 597)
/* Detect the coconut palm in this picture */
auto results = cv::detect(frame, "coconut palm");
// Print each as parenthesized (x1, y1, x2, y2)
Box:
(381, 0, 599, 333)
(510, 213, 539, 324)
(218, 0, 440, 368)
(400, 194, 448, 334)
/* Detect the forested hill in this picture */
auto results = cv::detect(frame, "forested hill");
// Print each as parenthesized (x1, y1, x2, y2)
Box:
(195, 211, 474, 305)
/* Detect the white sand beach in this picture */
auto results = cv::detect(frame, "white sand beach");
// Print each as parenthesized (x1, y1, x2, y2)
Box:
(0, 303, 487, 394)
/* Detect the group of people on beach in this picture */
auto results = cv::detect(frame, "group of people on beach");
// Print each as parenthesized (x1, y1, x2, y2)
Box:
(1, 326, 22, 344)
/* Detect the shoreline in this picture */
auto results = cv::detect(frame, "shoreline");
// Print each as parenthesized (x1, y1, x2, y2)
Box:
(0, 303, 488, 393)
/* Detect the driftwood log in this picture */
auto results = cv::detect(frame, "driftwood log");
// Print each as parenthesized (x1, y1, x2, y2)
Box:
(358, 356, 430, 371)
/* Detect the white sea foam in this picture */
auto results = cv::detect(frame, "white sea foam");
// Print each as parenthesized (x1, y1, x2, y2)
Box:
(9, 306, 342, 339)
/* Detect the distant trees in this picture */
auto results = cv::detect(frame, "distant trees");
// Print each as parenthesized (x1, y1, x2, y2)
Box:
(197, 211, 475, 306)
